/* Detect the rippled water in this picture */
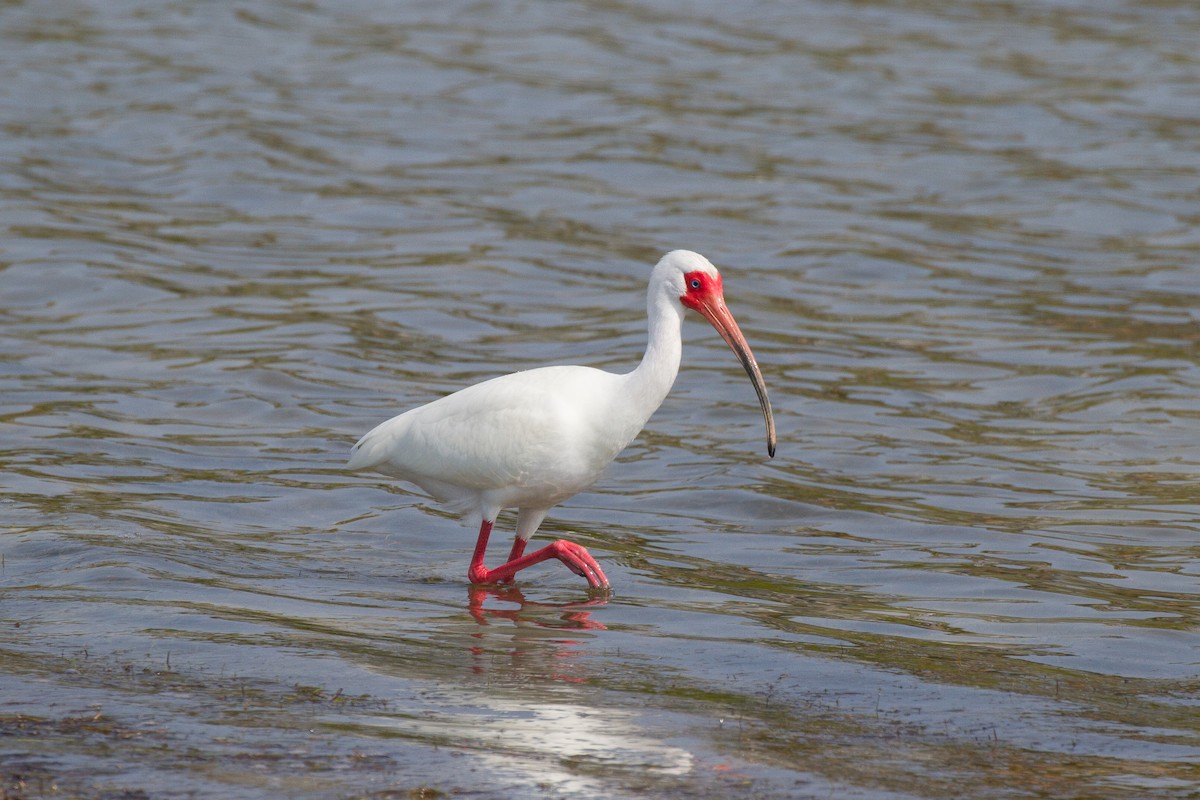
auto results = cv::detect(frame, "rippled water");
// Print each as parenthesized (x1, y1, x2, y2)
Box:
(3, 1, 1200, 797)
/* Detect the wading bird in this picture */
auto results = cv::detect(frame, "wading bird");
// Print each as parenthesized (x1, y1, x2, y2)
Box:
(349, 250, 776, 589)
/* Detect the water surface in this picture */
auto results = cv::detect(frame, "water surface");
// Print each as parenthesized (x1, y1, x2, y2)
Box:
(3, 1, 1200, 797)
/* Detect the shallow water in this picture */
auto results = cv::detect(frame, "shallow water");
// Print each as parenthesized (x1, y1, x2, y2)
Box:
(3, 1, 1200, 797)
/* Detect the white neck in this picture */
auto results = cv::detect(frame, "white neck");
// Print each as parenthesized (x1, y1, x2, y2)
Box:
(620, 287, 684, 427)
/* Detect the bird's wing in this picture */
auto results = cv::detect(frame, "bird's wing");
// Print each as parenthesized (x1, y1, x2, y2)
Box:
(349, 366, 621, 494)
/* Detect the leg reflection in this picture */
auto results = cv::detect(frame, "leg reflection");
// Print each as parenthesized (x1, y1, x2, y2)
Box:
(467, 585, 608, 630)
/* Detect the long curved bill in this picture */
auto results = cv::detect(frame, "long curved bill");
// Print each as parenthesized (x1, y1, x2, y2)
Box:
(692, 297, 777, 458)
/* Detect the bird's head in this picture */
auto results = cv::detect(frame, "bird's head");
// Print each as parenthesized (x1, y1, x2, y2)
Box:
(651, 249, 721, 304)
(652, 250, 776, 458)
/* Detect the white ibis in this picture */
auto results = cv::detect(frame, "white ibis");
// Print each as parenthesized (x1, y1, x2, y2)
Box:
(349, 250, 776, 589)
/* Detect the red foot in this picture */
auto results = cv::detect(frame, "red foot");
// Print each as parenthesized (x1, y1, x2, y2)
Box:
(544, 540, 610, 588)
(468, 520, 610, 589)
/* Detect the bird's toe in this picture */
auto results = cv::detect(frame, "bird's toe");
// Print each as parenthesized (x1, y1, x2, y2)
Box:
(549, 539, 610, 589)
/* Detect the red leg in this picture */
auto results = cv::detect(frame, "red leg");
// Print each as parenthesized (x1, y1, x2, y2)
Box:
(467, 518, 497, 585)
(467, 518, 609, 589)
(496, 537, 528, 584)
(506, 537, 528, 562)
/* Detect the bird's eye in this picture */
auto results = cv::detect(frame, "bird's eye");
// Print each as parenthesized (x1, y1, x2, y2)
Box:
(690, 279, 701, 289)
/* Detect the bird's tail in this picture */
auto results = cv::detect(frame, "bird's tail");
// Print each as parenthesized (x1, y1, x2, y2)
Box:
(347, 426, 389, 470)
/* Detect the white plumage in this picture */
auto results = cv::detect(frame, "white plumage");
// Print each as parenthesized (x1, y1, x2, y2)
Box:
(350, 250, 775, 589)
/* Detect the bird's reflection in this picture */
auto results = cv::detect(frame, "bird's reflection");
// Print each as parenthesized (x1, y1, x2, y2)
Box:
(466, 584, 608, 630)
